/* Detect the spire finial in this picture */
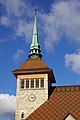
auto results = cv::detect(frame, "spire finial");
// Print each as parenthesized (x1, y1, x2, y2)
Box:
(35, 9, 37, 15)
(28, 10, 42, 59)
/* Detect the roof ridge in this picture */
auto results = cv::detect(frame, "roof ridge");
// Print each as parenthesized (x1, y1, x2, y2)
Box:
(53, 86, 80, 92)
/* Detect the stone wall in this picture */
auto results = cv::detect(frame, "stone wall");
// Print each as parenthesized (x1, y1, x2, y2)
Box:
(15, 73, 48, 120)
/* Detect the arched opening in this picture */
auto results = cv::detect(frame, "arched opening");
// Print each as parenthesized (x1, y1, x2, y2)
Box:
(21, 112, 24, 119)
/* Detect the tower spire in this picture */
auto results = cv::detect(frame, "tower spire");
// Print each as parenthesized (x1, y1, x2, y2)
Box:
(28, 9, 42, 58)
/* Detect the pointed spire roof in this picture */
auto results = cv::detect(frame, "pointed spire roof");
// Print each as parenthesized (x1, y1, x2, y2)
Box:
(12, 10, 56, 84)
(28, 9, 42, 58)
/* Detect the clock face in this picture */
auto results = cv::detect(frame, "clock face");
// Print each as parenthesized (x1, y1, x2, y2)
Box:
(28, 94, 36, 102)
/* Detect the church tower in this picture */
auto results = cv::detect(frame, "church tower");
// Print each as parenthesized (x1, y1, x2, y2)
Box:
(12, 11, 56, 120)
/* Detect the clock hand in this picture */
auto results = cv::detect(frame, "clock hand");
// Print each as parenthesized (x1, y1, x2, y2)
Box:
(31, 96, 35, 99)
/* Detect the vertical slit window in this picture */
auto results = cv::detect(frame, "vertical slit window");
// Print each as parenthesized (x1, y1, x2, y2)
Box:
(21, 112, 24, 119)
(26, 79, 29, 88)
(41, 78, 44, 88)
(31, 79, 34, 88)
(36, 79, 39, 88)
(21, 80, 24, 89)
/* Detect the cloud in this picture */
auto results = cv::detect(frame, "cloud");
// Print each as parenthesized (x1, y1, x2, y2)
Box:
(0, 16, 10, 27)
(0, 38, 8, 43)
(0, 0, 26, 16)
(41, 0, 80, 50)
(1, 0, 80, 51)
(0, 0, 33, 18)
(16, 20, 33, 43)
(14, 48, 25, 63)
(0, 94, 16, 120)
(0, 0, 33, 43)
(64, 49, 80, 74)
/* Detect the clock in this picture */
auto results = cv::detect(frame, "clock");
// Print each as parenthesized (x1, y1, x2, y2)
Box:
(28, 94, 36, 102)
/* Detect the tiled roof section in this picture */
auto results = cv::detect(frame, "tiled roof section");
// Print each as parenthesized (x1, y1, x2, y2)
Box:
(18, 57, 48, 70)
(26, 86, 80, 120)
(12, 57, 52, 77)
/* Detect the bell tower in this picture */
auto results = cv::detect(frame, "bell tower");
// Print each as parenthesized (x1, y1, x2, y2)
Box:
(12, 11, 56, 120)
